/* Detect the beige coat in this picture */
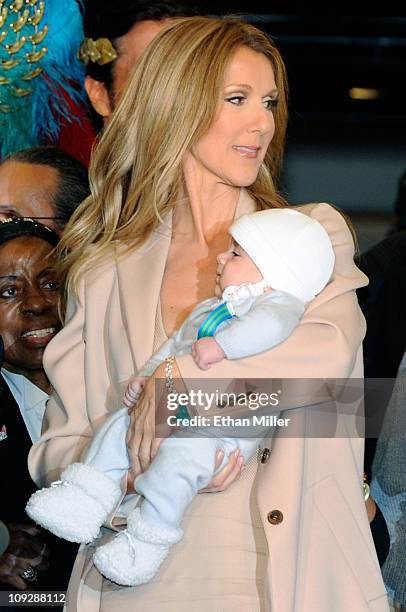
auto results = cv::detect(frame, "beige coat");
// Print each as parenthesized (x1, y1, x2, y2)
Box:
(29, 192, 389, 611)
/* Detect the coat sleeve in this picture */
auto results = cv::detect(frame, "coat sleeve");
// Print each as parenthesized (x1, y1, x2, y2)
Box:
(139, 337, 179, 377)
(28, 282, 89, 487)
(176, 203, 369, 416)
(28, 262, 132, 488)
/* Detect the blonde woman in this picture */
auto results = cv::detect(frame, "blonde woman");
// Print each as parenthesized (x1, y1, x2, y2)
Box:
(29, 17, 389, 611)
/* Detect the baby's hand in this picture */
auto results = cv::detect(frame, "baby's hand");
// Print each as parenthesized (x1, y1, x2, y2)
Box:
(124, 376, 148, 413)
(192, 337, 225, 370)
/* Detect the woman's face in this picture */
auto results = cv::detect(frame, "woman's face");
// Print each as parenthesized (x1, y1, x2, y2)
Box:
(0, 236, 61, 375)
(186, 46, 278, 188)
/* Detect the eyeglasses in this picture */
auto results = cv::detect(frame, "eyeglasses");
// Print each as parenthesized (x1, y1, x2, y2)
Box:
(19, 216, 65, 221)
(0, 215, 65, 222)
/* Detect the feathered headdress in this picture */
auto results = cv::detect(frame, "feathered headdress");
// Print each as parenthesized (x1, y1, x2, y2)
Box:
(0, 0, 86, 159)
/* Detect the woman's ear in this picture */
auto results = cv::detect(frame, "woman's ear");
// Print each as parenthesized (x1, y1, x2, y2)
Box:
(85, 76, 112, 119)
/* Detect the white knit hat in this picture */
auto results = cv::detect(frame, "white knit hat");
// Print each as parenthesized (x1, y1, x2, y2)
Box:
(229, 208, 335, 303)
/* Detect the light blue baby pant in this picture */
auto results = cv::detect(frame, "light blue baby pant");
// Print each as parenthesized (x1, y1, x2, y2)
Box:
(84, 407, 265, 529)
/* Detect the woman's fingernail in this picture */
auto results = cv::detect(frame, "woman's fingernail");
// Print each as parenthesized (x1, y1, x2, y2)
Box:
(217, 449, 224, 460)
(238, 457, 244, 468)
(233, 449, 240, 458)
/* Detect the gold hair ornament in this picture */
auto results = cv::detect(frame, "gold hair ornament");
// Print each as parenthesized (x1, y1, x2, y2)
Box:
(1, 58, 19, 69)
(78, 37, 117, 66)
(22, 65, 42, 80)
(27, 1, 44, 27)
(0, 7, 8, 29)
(10, 7, 28, 32)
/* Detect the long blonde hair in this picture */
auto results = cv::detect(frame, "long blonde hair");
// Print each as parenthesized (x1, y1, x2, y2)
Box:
(59, 16, 289, 302)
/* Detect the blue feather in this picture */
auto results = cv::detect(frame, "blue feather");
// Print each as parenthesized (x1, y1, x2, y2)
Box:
(0, 0, 87, 159)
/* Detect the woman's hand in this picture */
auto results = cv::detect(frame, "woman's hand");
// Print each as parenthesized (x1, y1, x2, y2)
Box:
(126, 362, 174, 479)
(199, 448, 244, 493)
(125, 359, 244, 492)
(0, 523, 50, 590)
(126, 445, 245, 494)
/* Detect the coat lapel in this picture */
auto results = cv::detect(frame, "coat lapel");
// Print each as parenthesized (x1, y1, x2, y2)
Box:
(115, 217, 172, 371)
(114, 189, 254, 371)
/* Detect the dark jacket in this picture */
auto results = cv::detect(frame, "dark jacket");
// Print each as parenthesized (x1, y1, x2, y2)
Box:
(358, 230, 406, 379)
(357, 230, 406, 478)
(0, 368, 77, 594)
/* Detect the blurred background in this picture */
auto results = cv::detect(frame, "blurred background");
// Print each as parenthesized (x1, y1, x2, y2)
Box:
(2, 1, 405, 250)
(197, 2, 406, 250)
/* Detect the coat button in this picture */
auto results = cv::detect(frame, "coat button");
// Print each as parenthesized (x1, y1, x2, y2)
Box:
(267, 510, 283, 525)
(260, 448, 271, 464)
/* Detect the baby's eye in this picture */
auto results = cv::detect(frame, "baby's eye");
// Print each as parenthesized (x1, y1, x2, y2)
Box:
(232, 250, 240, 257)
(226, 96, 245, 106)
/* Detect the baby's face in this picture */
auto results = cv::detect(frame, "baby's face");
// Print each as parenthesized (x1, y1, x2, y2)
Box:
(215, 242, 263, 296)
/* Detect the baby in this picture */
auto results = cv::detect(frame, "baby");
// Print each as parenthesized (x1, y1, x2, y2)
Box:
(27, 208, 335, 586)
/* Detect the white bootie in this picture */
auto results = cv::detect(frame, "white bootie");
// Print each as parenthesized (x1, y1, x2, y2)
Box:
(92, 508, 183, 586)
(26, 463, 122, 543)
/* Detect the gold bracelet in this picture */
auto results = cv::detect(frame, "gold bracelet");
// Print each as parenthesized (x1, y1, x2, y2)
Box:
(164, 356, 177, 396)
